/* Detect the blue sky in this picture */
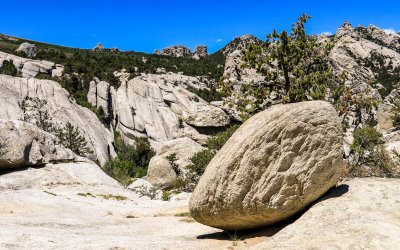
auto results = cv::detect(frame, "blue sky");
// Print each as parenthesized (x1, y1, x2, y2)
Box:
(1, 0, 400, 53)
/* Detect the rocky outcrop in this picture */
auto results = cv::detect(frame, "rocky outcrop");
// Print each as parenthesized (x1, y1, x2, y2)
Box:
(146, 137, 204, 188)
(190, 101, 343, 230)
(15, 43, 37, 58)
(223, 50, 265, 83)
(192, 45, 208, 60)
(157, 45, 192, 58)
(252, 178, 400, 249)
(0, 51, 64, 78)
(112, 73, 229, 149)
(0, 74, 115, 166)
(154, 45, 208, 59)
(92, 43, 104, 51)
(219, 34, 263, 56)
(0, 119, 77, 168)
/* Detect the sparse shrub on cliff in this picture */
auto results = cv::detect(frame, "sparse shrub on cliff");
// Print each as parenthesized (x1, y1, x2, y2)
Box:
(0, 60, 19, 76)
(56, 122, 93, 157)
(392, 102, 400, 130)
(349, 127, 399, 177)
(186, 86, 223, 103)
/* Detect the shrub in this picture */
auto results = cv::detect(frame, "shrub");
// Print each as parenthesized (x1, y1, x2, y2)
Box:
(0, 60, 18, 76)
(186, 86, 223, 103)
(103, 131, 155, 186)
(56, 122, 93, 157)
(350, 127, 399, 177)
(161, 190, 171, 201)
(167, 153, 180, 175)
(185, 124, 240, 184)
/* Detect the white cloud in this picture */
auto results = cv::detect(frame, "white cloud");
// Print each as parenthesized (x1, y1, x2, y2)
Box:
(216, 38, 222, 42)
(383, 28, 396, 34)
(320, 31, 333, 36)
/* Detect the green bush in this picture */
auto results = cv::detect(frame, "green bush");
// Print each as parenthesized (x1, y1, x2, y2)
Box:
(0, 60, 18, 76)
(186, 124, 240, 183)
(56, 122, 93, 157)
(103, 131, 155, 186)
(186, 86, 223, 103)
(350, 127, 399, 177)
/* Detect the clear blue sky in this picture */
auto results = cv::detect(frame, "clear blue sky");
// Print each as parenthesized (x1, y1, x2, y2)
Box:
(1, 0, 399, 53)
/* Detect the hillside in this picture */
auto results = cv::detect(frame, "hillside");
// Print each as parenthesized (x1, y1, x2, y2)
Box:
(0, 19, 400, 249)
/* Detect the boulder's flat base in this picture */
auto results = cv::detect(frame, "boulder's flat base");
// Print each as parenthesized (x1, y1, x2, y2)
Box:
(0, 163, 399, 249)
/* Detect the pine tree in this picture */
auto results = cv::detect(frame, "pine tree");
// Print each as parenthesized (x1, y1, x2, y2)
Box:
(57, 122, 93, 157)
(219, 14, 345, 118)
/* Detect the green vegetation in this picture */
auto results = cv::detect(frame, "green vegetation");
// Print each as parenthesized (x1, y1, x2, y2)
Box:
(186, 86, 223, 103)
(77, 193, 96, 198)
(393, 102, 400, 130)
(0, 60, 19, 76)
(167, 153, 181, 175)
(98, 194, 127, 200)
(359, 52, 400, 97)
(220, 14, 345, 119)
(43, 191, 57, 196)
(134, 185, 159, 200)
(57, 122, 93, 157)
(20, 97, 93, 157)
(103, 131, 155, 186)
(161, 190, 171, 201)
(185, 124, 240, 183)
(350, 127, 399, 177)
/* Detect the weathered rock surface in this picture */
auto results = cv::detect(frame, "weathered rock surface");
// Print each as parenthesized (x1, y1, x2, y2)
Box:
(146, 138, 204, 188)
(87, 79, 113, 118)
(112, 73, 229, 149)
(157, 45, 192, 58)
(0, 51, 64, 78)
(190, 101, 343, 230)
(251, 178, 400, 249)
(0, 120, 77, 168)
(192, 45, 208, 59)
(92, 42, 104, 51)
(15, 43, 37, 58)
(219, 34, 263, 56)
(0, 161, 225, 250)
(0, 74, 115, 166)
(223, 50, 265, 83)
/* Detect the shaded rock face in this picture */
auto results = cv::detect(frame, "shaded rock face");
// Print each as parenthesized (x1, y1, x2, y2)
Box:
(0, 51, 63, 78)
(192, 45, 208, 59)
(146, 137, 204, 188)
(189, 101, 343, 230)
(0, 120, 77, 168)
(0, 75, 115, 166)
(15, 43, 37, 58)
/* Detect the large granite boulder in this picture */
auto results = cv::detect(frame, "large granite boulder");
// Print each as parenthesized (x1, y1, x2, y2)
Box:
(146, 137, 204, 189)
(0, 119, 77, 168)
(15, 43, 37, 58)
(189, 101, 343, 230)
